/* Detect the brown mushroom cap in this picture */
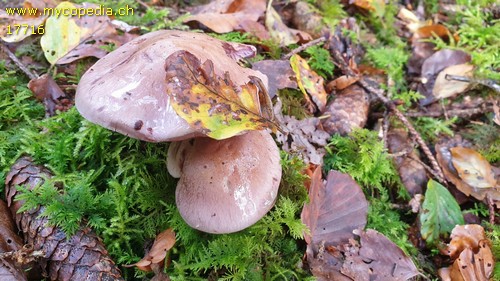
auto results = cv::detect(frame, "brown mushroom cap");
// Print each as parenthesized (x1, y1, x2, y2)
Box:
(75, 30, 268, 142)
(175, 130, 281, 234)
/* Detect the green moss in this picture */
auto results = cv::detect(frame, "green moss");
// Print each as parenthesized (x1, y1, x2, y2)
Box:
(278, 88, 312, 120)
(323, 128, 403, 196)
(0, 61, 45, 185)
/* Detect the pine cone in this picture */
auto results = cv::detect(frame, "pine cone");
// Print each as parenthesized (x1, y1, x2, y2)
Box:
(4, 156, 123, 281)
(321, 84, 369, 136)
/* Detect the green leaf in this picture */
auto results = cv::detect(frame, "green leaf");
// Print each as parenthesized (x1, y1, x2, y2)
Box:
(40, 1, 84, 65)
(420, 179, 464, 245)
(164, 50, 276, 140)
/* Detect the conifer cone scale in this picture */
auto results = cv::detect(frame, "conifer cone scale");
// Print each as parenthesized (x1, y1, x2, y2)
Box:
(4, 157, 123, 281)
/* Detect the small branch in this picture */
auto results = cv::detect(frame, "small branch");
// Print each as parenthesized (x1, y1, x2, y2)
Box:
(445, 74, 500, 93)
(371, 105, 494, 118)
(282, 37, 326, 60)
(382, 109, 390, 150)
(0, 40, 39, 80)
(329, 45, 446, 184)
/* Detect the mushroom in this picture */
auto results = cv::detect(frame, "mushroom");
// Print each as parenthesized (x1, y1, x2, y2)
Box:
(171, 130, 281, 234)
(75, 30, 281, 233)
(75, 30, 268, 142)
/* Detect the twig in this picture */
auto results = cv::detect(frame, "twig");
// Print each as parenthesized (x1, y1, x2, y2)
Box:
(371, 105, 494, 118)
(445, 74, 500, 93)
(329, 45, 446, 184)
(282, 37, 326, 60)
(0, 40, 39, 80)
(382, 109, 390, 150)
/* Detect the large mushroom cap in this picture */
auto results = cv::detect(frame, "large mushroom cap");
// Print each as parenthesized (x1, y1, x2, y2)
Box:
(75, 30, 268, 142)
(175, 130, 281, 234)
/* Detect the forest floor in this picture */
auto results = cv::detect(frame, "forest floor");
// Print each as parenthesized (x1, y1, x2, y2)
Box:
(0, 0, 499, 280)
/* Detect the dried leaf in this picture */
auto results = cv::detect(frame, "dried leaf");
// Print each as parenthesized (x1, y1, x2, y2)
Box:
(0, 200, 28, 281)
(419, 179, 464, 245)
(265, 0, 299, 46)
(308, 229, 419, 281)
(341, 229, 420, 281)
(0, 200, 23, 253)
(419, 49, 471, 105)
(252, 59, 297, 98)
(321, 84, 369, 136)
(302, 169, 368, 252)
(185, 0, 267, 38)
(127, 228, 175, 272)
(352, 0, 386, 17)
(450, 147, 496, 189)
(436, 137, 500, 207)
(326, 75, 359, 91)
(290, 54, 327, 113)
(432, 64, 474, 100)
(164, 50, 275, 140)
(40, 2, 133, 65)
(27, 74, 66, 116)
(439, 225, 494, 281)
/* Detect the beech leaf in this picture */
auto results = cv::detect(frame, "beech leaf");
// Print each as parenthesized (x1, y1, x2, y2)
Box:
(127, 228, 176, 272)
(164, 50, 275, 140)
(301, 169, 368, 252)
(420, 179, 464, 245)
(40, 1, 127, 65)
(450, 147, 496, 189)
(290, 54, 327, 113)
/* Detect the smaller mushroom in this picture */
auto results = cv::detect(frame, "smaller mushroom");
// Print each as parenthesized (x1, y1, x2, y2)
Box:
(171, 130, 281, 234)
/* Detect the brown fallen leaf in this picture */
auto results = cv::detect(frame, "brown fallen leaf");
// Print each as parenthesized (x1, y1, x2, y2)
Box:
(265, 0, 310, 46)
(387, 128, 428, 196)
(340, 229, 420, 281)
(252, 59, 297, 98)
(0, 200, 27, 281)
(435, 136, 500, 207)
(432, 63, 474, 100)
(290, 54, 327, 113)
(326, 75, 359, 92)
(302, 169, 368, 253)
(438, 224, 494, 281)
(308, 229, 420, 281)
(450, 147, 496, 189)
(419, 49, 471, 105)
(321, 84, 370, 136)
(126, 228, 175, 272)
(27, 74, 66, 117)
(185, 0, 268, 39)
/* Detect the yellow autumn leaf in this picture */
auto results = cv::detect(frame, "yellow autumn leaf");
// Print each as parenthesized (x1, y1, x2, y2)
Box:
(164, 50, 276, 140)
(290, 54, 327, 113)
(40, 2, 86, 65)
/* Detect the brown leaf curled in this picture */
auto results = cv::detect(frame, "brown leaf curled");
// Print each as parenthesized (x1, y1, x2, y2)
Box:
(127, 228, 175, 272)
(439, 224, 494, 281)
